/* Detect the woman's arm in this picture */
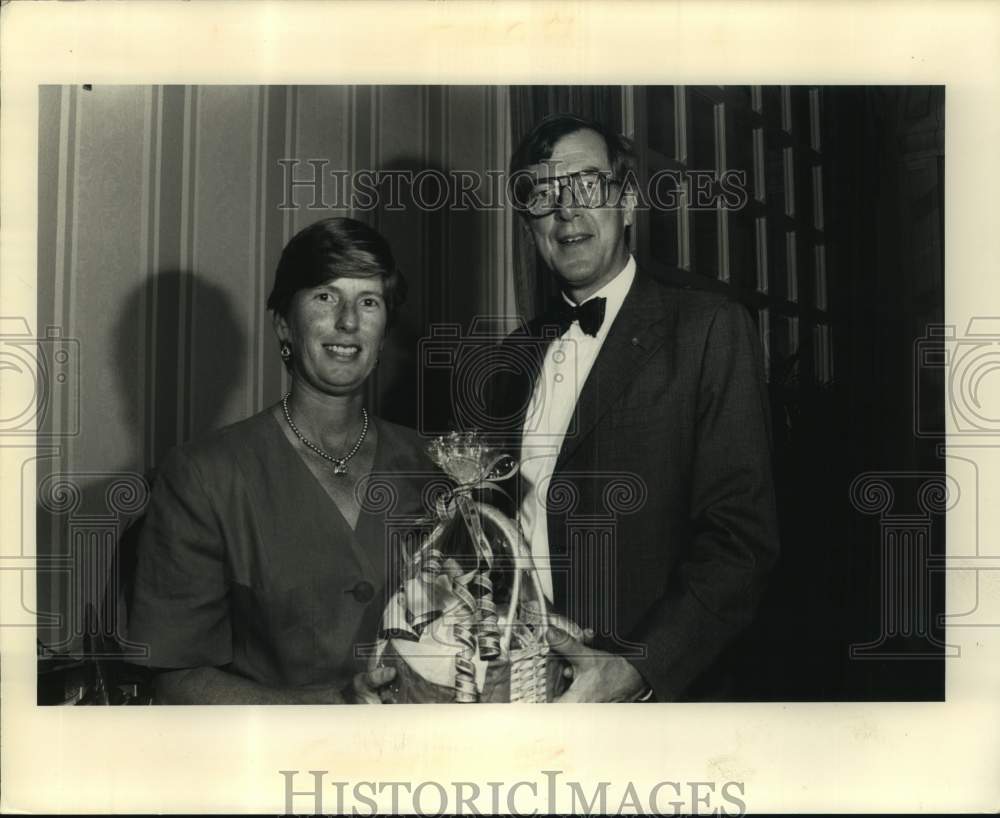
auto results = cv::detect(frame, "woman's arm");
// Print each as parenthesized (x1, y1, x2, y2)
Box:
(130, 445, 398, 704)
(128, 448, 235, 674)
(154, 667, 344, 704)
(153, 665, 396, 705)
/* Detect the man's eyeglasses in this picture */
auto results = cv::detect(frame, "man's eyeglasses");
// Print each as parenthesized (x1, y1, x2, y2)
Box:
(522, 170, 623, 217)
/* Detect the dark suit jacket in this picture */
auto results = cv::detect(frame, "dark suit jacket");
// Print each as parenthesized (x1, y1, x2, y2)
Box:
(485, 270, 779, 701)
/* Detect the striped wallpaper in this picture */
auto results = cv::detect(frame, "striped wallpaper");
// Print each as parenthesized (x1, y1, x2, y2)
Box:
(35, 85, 516, 652)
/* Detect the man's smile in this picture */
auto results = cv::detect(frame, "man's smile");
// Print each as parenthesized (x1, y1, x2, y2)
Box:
(556, 232, 593, 246)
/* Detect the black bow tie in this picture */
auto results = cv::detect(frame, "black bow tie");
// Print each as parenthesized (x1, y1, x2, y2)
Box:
(545, 296, 607, 337)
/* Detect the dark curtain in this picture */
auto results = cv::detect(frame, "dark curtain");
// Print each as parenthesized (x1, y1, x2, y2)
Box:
(735, 86, 946, 700)
(508, 86, 623, 318)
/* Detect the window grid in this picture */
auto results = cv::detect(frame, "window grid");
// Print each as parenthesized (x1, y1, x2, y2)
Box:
(715, 95, 730, 283)
(815, 244, 828, 311)
(786, 231, 798, 303)
(758, 307, 771, 383)
(638, 85, 831, 386)
(814, 323, 833, 384)
(755, 216, 769, 293)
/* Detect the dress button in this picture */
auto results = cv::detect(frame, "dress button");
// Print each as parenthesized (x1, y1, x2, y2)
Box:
(350, 580, 375, 604)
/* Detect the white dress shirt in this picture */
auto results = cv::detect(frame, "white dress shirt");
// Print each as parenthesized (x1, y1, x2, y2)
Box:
(518, 256, 637, 601)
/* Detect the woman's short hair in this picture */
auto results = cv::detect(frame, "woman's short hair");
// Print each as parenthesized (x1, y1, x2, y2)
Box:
(266, 217, 407, 325)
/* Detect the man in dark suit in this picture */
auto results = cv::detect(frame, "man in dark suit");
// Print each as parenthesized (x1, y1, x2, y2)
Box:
(489, 113, 779, 702)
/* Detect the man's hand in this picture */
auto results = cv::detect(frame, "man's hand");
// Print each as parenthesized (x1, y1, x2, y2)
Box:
(546, 625, 649, 703)
(345, 666, 397, 704)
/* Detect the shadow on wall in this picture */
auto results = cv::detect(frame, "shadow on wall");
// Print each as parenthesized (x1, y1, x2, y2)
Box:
(116, 269, 248, 463)
(36, 270, 245, 690)
(374, 155, 487, 435)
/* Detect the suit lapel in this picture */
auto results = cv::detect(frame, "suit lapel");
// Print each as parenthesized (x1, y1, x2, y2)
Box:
(556, 271, 673, 469)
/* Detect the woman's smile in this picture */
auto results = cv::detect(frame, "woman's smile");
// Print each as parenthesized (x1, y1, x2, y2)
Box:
(322, 342, 362, 359)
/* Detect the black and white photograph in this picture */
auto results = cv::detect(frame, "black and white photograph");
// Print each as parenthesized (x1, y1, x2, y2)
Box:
(3, 2, 999, 815)
(31, 82, 947, 708)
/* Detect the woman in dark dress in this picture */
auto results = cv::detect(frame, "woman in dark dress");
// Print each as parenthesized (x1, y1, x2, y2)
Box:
(128, 218, 433, 703)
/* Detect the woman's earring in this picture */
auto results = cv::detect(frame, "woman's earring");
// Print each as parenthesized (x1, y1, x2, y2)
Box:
(280, 343, 292, 361)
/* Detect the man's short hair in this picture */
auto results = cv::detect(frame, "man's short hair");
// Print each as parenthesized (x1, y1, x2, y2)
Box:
(508, 113, 638, 214)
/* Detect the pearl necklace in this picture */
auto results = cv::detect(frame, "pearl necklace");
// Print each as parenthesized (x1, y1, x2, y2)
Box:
(281, 392, 368, 476)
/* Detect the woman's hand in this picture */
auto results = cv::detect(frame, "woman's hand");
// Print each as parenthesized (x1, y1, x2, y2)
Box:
(345, 665, 397, 704)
